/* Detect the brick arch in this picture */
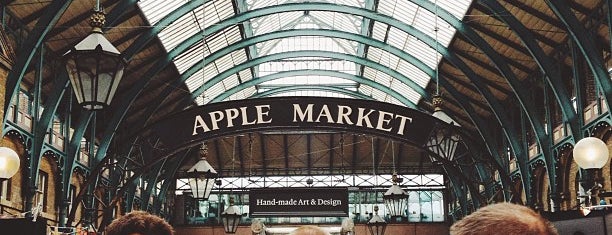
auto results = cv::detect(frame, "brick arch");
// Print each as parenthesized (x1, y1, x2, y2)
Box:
(532, 162, 548, 211)
(71, 170, 86, 223)
(511, 174, 524, 204)
(555, 143, 574, 210)
(590, 122, 611, 204)
(39, 154, 59, 217)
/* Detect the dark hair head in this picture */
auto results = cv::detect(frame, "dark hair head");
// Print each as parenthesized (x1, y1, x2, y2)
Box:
(105, 211, 174, 235)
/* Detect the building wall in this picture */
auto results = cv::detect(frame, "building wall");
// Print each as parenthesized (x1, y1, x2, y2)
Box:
(174, 223, 450, 235)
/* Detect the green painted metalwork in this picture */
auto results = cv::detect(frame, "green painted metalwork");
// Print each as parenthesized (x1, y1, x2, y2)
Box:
(234, 0, 258, 77)
(140, 158, 167, 210)
(1, 0, 72, 216)
(204, 29, 430, 100)
(356, 0, 376, 77)
(65, 111, 94, 226)
(479, 0, 579, 208)
(104, 0, 139, 31)
(152, 151, 189, 214)
(2, 0, 71, 120)
(545, 0, 612, 113)
(195, 51, 417, 108)
(122, 0, 201, 61)
(438, 74, 513, 202)
(211, 69, 399, 103)
(93, 29, 203, 166)
(251, 85, 373, 100)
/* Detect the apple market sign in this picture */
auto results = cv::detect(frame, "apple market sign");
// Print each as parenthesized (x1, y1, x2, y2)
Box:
(153, 97, 436, 149)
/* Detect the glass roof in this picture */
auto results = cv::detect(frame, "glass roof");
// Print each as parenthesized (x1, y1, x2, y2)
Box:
(138, 0, 473, 106)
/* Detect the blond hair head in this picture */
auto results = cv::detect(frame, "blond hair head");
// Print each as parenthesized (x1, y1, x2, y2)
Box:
(450, 202, 558, 235)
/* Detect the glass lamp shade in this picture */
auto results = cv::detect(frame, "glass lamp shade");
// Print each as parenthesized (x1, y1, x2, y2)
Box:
(427, 128, 460, 164)
(383, 174, 408, 218)
(367, 206, 387, 235)
(222, 197, 242, 234)
(64, 11, 126, 110)
(383, 183, 408, 218)
(0, 147, 19, 180)
(428, 95, 461, 164)
(573, 137, 610, 169)
(186, 157, 218, 200)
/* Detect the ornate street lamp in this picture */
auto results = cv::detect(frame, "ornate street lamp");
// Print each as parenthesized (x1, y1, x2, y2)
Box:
(186, 144, 217, 201)
(0, 147, 19, 182)
(383, 173, 408, 220)
(367, 205, 387, 235)
(573, 137, 610, 206)
(64, 4, 126, 110)
(427, 95, 461, 164)
(221, 197, 242, 234)
(573, 137, 609, 169)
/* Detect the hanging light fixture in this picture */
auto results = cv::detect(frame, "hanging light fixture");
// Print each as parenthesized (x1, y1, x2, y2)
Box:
(0, 147, 19, 182)
(221, 136, 243, 233)
(384, 173, 408, 220)
(187, 143, 218, 200)
(383, 142, 408, 220)
(221, 196, 242, 233)
(426, 1, 461, 165)
(63, 1, 126, 110)
(367, 205, 387, 235)
(573, 137, 610, 169)
(427, 95, 461, 165)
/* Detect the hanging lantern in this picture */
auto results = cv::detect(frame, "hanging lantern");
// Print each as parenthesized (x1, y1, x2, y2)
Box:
(64, 9, 127, 110)
(186, 144, 217, 200)
(427, 95, 461, 164)
(383, 173, 408, 219)
(367, 205, 387, 235)
(221, 197, 242, 234)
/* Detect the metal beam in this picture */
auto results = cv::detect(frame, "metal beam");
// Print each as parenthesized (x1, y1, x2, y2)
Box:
(545, 0, 612, 113)
(122, 0, 201, 61)
(196, 52, 418, 108)
(203, 29, 430, 100)
(356, 0, 377, 76)
(216, 70, 383, 101)
(3, 0, 71, 124)
(251, 85, 374, 100)
(2, 0, 72, 216)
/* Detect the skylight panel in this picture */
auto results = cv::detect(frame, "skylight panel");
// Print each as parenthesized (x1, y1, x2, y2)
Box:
(228, 87, 257, 102)
(138, 0, 186, 25)
(157, 4, 203, 52)
(378, 0, 419, 26)
(185, 70, 204, 93)
(309, 11, 362, 34)
(173, 43, 202, 73)
(251, 12, 303, 36)
(271, 91, 353, 99)
(204, 0, 234, 28)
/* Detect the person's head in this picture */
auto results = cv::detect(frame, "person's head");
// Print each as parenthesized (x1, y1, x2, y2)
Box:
(289, 225, 330, 235)
(450, 202, 558, 235)
(105, 210, 174, 235)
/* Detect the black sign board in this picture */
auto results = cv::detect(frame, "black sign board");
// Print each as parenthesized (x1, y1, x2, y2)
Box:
(249, 187, 349, 217)
(153, 97, 435, 150)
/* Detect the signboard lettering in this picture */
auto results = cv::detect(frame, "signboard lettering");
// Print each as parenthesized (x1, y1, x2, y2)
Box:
(153, 97, 435, 150)
(249, 188, 348, 217)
